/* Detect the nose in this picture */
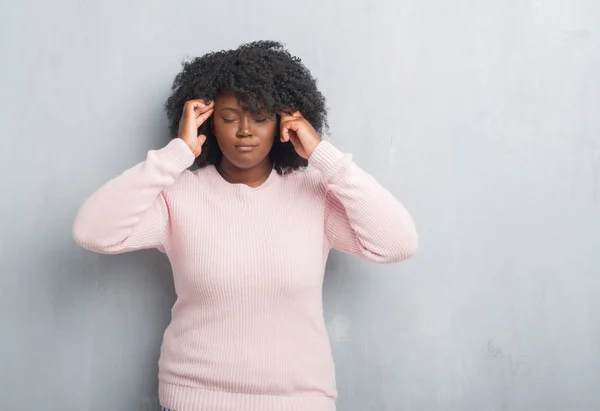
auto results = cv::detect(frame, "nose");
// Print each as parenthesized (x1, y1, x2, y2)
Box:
(236, 117, 252, 138)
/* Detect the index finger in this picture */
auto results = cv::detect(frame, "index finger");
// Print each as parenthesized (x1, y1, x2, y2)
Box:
(186, 99, 214, 108)
(188, 101, 214, 116)
(278, 111, 301, 119)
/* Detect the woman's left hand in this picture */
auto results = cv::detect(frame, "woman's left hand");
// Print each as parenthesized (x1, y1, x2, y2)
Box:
(279, 111, 322, 159)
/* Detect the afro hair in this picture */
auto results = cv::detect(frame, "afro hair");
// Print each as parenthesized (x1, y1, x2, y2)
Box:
(164, 40, 328, 174)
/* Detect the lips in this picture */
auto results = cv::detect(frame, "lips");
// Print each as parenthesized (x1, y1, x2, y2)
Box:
(234, 142, 258, 152)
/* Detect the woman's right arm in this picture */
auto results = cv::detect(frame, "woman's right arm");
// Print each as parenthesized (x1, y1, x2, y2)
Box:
(73, 99, 213, 254)
(73, 139, 194, 254)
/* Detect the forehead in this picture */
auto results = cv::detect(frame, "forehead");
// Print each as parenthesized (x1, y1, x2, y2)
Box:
(215, 92, 238, 111)
(214, 90, 240, 107)
(214, 90, 271, 115)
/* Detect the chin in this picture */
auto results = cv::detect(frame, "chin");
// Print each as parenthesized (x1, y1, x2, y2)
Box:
(226, 153, 269, 169)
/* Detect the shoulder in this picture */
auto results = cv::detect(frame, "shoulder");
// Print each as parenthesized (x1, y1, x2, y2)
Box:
(174, 165, 212, 183)
(281, 165, 327, 196)
(162, 165, 213, 198)
(282, 140, 349, 190)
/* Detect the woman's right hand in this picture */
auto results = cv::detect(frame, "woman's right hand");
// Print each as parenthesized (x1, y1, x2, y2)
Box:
(178, 99, 214, 157)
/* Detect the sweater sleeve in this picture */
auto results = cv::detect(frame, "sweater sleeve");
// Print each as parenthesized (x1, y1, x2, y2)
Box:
(72, 138, 195, 254)
(309, 141, 418, 263)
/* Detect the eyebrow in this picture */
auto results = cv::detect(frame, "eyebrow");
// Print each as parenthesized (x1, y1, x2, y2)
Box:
(220, 107, 240, 113)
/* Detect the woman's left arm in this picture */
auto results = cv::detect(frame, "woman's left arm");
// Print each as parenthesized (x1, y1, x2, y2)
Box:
(310, 141, 418, 263)
(280, 111, 418, 263)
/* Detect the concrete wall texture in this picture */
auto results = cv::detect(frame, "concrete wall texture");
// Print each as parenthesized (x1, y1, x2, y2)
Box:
(1, 0, 599, 410)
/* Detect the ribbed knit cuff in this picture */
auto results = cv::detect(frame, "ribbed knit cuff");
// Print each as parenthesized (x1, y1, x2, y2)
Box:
(308, 141, 350, 183)
(156, 138, 196, 173)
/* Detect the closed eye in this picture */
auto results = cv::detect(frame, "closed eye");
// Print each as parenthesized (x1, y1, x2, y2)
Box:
(254, 115, 275, 123)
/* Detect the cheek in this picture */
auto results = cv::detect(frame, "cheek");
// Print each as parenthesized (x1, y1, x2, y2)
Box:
(213, 122, 236, 141)
(256, 123, 278, 142)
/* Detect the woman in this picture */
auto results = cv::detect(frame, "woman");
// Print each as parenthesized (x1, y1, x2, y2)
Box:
(73, 40, 418, 411)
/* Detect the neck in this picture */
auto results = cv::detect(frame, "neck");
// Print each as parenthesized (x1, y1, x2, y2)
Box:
(216, 157, 273, 188)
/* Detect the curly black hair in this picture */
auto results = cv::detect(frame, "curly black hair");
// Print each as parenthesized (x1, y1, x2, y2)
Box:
(164, 41, 328, 174)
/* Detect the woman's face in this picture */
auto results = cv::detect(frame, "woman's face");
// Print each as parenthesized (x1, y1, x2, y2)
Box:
(212, 91, 277, 170)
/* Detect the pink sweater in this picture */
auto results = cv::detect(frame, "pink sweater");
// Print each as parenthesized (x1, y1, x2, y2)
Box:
(73, 138, 418, 411)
